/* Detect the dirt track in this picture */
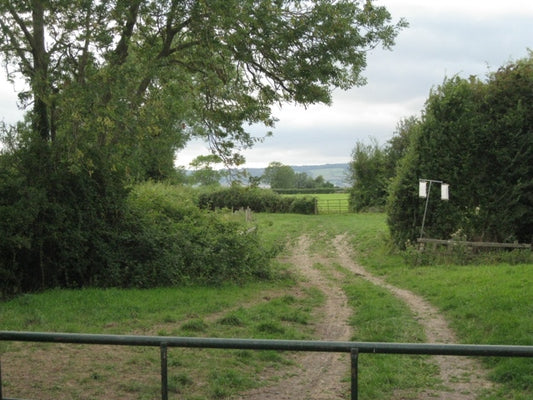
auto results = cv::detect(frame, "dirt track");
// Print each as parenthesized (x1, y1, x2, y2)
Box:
(237, 234, 493, 400)
(2, 233, 495, 399)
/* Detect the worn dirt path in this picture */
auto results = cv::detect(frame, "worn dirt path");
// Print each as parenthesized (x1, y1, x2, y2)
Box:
(237, 234, 494, 400)
(235, 235, 352, 400)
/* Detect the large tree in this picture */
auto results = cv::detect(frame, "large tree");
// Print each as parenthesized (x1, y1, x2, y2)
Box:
(348, 117, 417, 212)
(348, 139, 387, 211)
(0, 0, 406, 293)
(0, 0, 407, 176)
(262, 161, 296, 189)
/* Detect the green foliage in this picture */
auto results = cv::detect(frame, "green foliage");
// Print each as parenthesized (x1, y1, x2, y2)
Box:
(0, 1, 406, 296)
(348, 118, 417, 212)
(402, 240, 533, 267)
(0, 0, 406, 170)
(288, 196, 316, 214)
(262, 162, 297, 189)
(388, 55, 533, 247)
(188, 155, 225, 187)
(262, 161, 337, 190)
(348, 140, 388, 212)
(0, 174, 277, 295)
(115, 182, 276, 287)
(197, 187, 316, 214)
(0, 133, 129, 296)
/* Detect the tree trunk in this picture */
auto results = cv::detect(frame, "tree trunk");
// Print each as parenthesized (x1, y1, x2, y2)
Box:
(31, 0, 50, 141)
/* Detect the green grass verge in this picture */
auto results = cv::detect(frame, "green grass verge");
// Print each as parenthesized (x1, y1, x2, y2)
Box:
(341, 213, 533, 400)
(1, 212, 531, 399)
(0, 278, 323, 399)
(341, 267, 439, 399)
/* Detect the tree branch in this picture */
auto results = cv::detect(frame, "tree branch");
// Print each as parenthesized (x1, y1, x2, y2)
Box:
(7, 3, 34, 48)
(0, 18, 33, 75)
(111, 0, 141, 66)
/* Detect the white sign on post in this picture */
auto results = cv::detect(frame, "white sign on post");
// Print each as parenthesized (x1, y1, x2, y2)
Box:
(419, 181, 427, 198)
(419, 178, 450, 238)
(441, 183, 449, 200)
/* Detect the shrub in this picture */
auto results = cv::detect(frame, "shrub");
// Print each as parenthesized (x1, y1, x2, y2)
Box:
(289, 196, 316, 214)
(111, 182, 276, 287)
(197, 187, 315, 214)
(0, 175, 278, 295)
(0, 143, 129, 296)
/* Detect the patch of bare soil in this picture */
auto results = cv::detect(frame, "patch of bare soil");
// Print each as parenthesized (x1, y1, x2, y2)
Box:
(332, 234, 494, 399)
(235, 235, 352, 400)
(237, 234, 494, 400)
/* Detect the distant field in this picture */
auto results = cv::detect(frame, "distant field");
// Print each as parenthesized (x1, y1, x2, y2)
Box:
(315, 193, 349, 214)
(285, 192, 349, 201)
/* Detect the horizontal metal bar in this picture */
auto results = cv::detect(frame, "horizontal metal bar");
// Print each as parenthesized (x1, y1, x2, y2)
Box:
(417, 238, 531, 249)
(1, 331, 532, 358)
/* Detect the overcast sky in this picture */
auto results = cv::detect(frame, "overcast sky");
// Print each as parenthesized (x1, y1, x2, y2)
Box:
(1, 1, 533, 169)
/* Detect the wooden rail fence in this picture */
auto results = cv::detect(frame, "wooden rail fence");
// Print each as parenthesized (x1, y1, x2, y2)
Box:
(417, 238, 531, 250)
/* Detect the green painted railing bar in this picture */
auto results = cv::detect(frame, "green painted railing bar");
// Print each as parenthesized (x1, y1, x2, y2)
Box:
(1, 330, 533, 400)
(351, 348, 359, 400)
(160, 343, 168, 400)
(1, 331, 532, 357)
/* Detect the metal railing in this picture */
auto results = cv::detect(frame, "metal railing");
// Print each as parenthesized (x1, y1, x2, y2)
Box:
(1, 331, 532, 400)
(315, 199, 350, 214)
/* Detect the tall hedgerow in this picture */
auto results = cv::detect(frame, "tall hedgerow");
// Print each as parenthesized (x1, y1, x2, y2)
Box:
(197, 187, 315, 214)
(116, 183, 276, 287)
(387, 55, 533, 247)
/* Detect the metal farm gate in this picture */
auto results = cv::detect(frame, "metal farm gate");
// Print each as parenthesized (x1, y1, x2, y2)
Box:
(315, 198, 350, 214)
(1, 331, 532, 400)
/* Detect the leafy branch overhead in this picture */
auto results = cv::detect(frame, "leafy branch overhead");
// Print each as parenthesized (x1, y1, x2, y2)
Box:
(0, 0, 406, 172)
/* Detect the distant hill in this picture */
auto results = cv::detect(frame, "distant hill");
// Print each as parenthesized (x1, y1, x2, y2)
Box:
(243, 163, 350, 188)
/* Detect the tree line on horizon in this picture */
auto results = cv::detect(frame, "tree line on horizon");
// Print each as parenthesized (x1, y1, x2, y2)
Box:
(178, 157, 338, 190)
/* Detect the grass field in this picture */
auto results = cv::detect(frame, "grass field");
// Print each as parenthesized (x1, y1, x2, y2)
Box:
(256, 213, 533, 399)
(1, 213, 532, 399)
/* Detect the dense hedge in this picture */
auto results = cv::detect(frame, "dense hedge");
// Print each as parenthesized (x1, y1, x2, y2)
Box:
(0, 144, 130, 296)
(197, 187, 316, 214)
(272, 188, 338, 195)
(113, 183, 275, 287)
(388, 56, 533, 247)
(0, 172, 277, 296)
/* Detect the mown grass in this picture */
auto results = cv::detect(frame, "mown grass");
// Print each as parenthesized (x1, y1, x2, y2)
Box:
(0, 279, 323, 399)
(337, 213, 533, 400)
(256, 213, 533, 399)
(1, 212, 532, 399)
